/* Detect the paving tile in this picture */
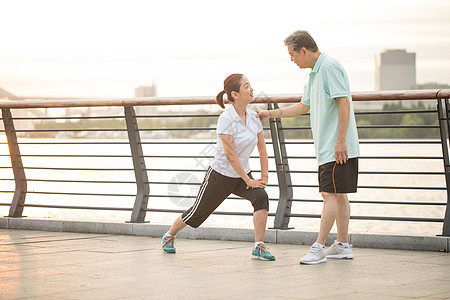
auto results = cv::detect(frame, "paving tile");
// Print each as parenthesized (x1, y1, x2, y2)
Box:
(0, 228, 449, 300)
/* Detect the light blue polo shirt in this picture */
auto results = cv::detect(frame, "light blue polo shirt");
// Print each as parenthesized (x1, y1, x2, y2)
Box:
(301, 53, 360, 166)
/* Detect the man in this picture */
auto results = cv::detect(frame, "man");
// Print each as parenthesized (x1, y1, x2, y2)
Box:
(257, 30, 360, 264)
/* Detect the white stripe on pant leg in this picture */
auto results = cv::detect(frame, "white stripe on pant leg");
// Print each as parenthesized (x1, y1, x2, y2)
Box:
(182, 167, 213, 223)
(182, 167, 212, 223)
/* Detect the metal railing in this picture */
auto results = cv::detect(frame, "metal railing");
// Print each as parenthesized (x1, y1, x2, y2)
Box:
(0, 89, 449, 236)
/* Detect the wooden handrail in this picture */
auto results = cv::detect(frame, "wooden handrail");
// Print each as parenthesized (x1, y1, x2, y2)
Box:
(0, 89, 449, 109)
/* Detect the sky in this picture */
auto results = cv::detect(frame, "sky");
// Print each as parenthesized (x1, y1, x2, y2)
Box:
(0, 0, 449, 98)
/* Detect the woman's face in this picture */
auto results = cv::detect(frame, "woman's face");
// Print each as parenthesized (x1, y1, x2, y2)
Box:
(236, 76, 254, 103)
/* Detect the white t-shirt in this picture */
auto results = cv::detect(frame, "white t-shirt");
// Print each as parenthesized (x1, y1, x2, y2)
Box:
(210, 105, 263, 178)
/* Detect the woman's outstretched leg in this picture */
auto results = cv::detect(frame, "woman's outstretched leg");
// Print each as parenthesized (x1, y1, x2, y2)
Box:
(162, 215, 187, 253)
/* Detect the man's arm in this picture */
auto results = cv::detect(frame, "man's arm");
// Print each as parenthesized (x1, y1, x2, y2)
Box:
(257, 102, 310, 121)
(335, 97, 350, 164)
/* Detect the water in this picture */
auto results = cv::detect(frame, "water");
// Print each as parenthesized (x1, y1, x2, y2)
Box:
(0, 138, 446, 237)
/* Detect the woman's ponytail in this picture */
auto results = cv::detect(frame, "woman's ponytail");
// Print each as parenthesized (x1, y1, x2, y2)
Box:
(216, 73, 244, 109)
(216, 90, 226, 109)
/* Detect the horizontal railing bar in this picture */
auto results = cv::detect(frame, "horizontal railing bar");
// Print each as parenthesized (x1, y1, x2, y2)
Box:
(149, 194, 276, 201)
(0, 125, 442, 133)
(283, 125, 439, 130)
(144, 208, 276, 217)
(3, 110, 436, 122)
(288, 170, 445, 175)
(10, 115, 125, 120)
(11, 141, 131, 145)
(144, 168, 275, 173)
(27, 191, 136, 197)
(1, 154, 441, 160)
(1, 141, 273, 146)
(354, 110, 436, 115)
(11, 129, 128, 133)
(1, 155, 132, 158)
(2, 168, 444, 180)
(8, 114, 221, 120)
(143, 155, 274, 159)
(137, 114, 220, 118)
(284, 140, 442, 145)
(287, 213, 444, 222)
(358, 125, 439, 129)
(288, 184, 447, 191)
(145, 181, 277, 187)
(291, 198, 447, 205)
(139, 128, 215, 131)
(147, 194, 446, 205)
(22, 204, 132, 211)
(22, 167, 134, 171)
(1, 89, 449, 109)
(287, 156, 443, 160)
(27, 179, 136, 184)
(0, 140, 440, 146)
(289, 184, 446, 190)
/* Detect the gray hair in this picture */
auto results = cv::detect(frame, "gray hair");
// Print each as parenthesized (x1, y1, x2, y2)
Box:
(284, 30, 319, 53)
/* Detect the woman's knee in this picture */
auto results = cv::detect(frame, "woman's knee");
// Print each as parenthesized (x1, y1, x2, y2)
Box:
(253, 190, 269, 211)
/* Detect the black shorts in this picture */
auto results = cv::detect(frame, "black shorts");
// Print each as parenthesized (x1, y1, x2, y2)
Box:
(318, 158, 358, 193)
(181, 167, 269, 228)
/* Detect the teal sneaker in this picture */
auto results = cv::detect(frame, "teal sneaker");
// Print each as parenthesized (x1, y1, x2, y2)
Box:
(161, 235, 176, 253)
(251, 243, 275, 261)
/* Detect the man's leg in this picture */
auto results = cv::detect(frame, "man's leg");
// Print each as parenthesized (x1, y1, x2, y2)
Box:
(316, 192, 338, 245)
(316, 192, 350, 245)
(335, 193, 350, 243)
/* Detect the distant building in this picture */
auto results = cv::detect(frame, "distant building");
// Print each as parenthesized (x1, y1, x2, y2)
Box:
(134, 83, 157, 98)
(375, 49, 416, 91)
(134, 83, 158, 116)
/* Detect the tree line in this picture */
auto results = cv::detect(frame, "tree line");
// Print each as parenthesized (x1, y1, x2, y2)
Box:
(32, 102, 439, 139)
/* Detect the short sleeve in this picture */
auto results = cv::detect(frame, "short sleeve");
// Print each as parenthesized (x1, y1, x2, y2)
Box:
(256, 116, 263, 133)
(324, 65, 349, 99)
(216, 114, 233, 135)
(301, 82, 311, 106)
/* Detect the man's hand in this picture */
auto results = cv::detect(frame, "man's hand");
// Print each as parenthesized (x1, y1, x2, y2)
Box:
(335, 141, 348, 164)
(256, 110, 270, 121)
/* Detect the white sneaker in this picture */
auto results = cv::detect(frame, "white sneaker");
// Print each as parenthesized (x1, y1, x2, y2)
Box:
(299, 243, 327, 265)
(325, 240, 354, 259)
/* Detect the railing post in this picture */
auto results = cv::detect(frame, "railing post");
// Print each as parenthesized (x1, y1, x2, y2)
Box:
(437, 97, 450, 236)
(268, 103, 293, 229)
(2, 109, 27, 217)
(124, 106, 149, 223)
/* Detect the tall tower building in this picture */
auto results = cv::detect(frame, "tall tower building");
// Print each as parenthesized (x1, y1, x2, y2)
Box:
(134, 82, 158, 115)
(134, 83, 157, 98)
(375, 49, 416, 90)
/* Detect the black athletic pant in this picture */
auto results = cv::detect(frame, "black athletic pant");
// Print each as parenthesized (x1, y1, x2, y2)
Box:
(182, 167, 269, 228)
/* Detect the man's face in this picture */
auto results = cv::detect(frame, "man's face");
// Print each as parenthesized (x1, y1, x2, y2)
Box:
(287, 47, 306, 69)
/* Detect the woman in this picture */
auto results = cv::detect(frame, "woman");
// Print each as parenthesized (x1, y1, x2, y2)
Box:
(161, 73, 275, 261)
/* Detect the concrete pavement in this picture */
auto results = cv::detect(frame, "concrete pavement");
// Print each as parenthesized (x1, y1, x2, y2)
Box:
(0, 229, 449, 299)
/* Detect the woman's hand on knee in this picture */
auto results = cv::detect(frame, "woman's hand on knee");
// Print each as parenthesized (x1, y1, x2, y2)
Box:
(245, 178, 266, 189)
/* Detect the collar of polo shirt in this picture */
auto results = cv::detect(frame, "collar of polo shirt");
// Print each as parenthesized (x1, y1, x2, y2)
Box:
(229, 105, 251, 123)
